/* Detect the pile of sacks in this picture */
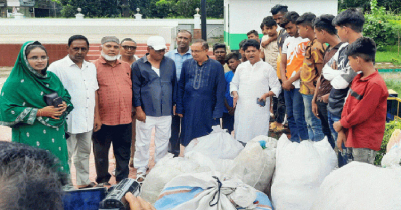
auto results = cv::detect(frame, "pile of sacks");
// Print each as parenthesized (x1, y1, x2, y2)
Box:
(141, 127, 278, 204)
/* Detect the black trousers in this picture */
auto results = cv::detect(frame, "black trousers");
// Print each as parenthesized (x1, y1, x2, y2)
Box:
(93, 123, 132, 183)
(168, 115, 181, 155)
(273, 80, 286, 123)
(316, 101, 335, 148)
(222, 112, 234, 133)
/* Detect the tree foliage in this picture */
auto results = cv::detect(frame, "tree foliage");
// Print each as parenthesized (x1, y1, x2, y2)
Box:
(58, 0, 223, 18)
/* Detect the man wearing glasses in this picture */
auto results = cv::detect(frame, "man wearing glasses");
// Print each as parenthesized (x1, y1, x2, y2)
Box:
(165, 30, 192, 157)
(119, 38, 139, 65)
(119, 38, 139, 168)
(132, 36, 177, 182)
(48, 35, 98, 189)
(92, 36, 133, 187)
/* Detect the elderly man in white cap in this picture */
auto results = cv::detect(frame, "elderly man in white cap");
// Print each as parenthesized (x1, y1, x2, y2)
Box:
(92, 36, 133, 186)
(132, 36, 177, 182)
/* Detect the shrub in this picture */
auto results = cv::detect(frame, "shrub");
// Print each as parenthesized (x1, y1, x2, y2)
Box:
(375, 120, 401, 165)
(363, 16, 397, 50)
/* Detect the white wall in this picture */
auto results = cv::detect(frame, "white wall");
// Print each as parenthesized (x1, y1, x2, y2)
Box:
(227, 0, 338, 34)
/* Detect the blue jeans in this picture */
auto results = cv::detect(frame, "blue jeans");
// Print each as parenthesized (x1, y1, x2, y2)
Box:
(284, 89, 309, 142)
(302, 94, 325, 141)
(328, 111, 349, 167)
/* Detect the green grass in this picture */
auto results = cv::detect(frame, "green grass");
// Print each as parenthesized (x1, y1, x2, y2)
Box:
(376, 45, 401, 64)
(384, 78, 401, 94)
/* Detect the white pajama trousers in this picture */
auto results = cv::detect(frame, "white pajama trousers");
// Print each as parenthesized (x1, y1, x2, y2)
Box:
(134, 116, 172, 174)
(67, 131, 92, 186)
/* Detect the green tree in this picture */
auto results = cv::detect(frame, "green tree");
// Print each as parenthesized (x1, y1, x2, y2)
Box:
(60, 0, 120, 17)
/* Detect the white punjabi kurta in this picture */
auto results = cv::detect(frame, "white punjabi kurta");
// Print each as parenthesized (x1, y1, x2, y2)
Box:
(230, 60, 281, 143)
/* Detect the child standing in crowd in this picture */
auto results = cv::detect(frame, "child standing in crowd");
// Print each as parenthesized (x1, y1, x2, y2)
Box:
(297, 12, 327, 142)
(260, 16, 285, 132)
(333, 37, 388, 165)
(280, 11, 309, 142)
(311, 14, 343, 149)
(222, 53, 241, 134)
(322, 8, 365, 166)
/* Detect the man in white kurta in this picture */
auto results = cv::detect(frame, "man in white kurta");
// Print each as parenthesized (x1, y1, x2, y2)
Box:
(48, 35, 98, 189)
(230, 39, 281, 144)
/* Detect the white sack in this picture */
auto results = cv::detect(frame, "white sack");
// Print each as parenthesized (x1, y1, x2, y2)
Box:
(227, 135, 277, 193)
(160, 171, 258, 210)
(382, 141, 401, 168)
(141, 154, 212, 204)
(271, 134, 337, 210)
(311, 161, 401, 210)
(185, 127, 244, 159)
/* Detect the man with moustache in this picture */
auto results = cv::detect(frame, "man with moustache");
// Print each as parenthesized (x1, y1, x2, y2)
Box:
(132, 36, 177, 181)
(119, 37, 139, 167)
(165, 30, 192, 156)
(176, 40, 225, 156)
(48, 35, 98, 189)
(92, 36, 132, 186)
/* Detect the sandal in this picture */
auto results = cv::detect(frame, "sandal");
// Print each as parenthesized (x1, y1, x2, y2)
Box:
(270, 122, 277, 130)
(274, 125, 285, 133)
(78, 182, 97, 189)
(136, 173, 146, 184)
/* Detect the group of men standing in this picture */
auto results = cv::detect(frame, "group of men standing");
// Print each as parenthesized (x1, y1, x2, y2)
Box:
(49, 29, 229, 187)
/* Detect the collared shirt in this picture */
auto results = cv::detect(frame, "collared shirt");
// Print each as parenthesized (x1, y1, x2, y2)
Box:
(282, 36, 309, 88)
(299, 38, 326, 95)
(93, 56, 132, 126)
(48, 55, 98, 134)
(132, 54, 177, 117)
(261, 35, 279, 71)
(317, 42, 343, 100)
(224, 70, 235, 113)
(165, 48, 192, 81)
(340, 71, 388, 151)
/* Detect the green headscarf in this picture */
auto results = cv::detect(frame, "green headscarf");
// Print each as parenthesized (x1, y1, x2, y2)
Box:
(0, 41, 73, 128)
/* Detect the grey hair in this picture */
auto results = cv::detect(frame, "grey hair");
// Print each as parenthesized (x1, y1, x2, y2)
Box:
(192, 39, 209, 50)
(0, 142, 67, 210)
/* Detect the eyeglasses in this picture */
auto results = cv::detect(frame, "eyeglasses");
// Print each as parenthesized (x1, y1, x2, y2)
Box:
(122, 45, 137, 51)
(27, 56, 49, 61)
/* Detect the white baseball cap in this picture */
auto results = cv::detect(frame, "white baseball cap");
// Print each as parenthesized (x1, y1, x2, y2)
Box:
(147, 36, 167, 50)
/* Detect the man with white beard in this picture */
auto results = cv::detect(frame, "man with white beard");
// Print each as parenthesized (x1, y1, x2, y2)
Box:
(92, 36, 133, 186)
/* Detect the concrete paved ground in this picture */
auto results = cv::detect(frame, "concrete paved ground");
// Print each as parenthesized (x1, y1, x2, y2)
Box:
(0, 67, 155, 188)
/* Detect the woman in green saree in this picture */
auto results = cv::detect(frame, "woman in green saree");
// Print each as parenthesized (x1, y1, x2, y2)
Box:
(0, 41, 73, 174)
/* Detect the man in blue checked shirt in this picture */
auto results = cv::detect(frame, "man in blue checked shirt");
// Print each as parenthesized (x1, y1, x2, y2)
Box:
(165, 30, 193, 156)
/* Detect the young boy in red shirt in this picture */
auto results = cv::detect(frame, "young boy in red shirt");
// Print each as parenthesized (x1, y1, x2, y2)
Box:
(333, 37, 388, 164)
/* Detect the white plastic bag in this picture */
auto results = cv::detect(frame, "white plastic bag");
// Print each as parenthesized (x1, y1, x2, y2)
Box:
(185, 127, 244, 159)
(141, 154, 212, 204)
(154, 171, 274, 210)
(382, 141, 401, 168)
(311, 161, 401, 210)
(227, 135, 277, 193)
(271, 134, 337, 210)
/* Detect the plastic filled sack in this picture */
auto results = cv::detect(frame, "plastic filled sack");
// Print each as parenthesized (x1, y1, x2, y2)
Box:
(140, 154, 212, 204)
(185, 127, 244, 159)
(154, 171, 273, 210)
(386, 129, 401, 153)
(311, 161, 401, 210)
(271, 134, 337, 210)
(382, 140, 401, 168)
(227, 135, 277, 193)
